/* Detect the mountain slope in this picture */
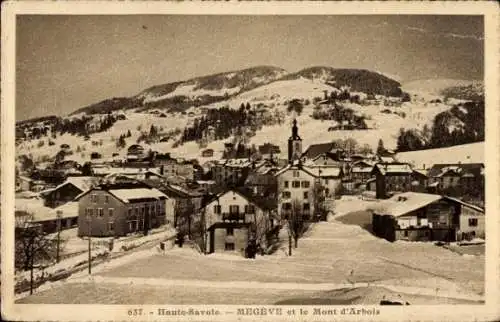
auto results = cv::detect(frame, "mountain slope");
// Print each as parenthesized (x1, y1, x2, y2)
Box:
(402, 79, 484, 101)
(280, 66, 403, 97)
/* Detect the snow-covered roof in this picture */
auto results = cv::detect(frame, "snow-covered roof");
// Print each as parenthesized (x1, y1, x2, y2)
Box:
(18, 175, 33, 182)
(196, 180, 216, 185)
(274, 163, 318, 178)
(443, 196, 484, 213)
(15, 199, 79, 222)
(40, 176, 99, 195)
(109, 188, 167, 203)
(303, 166, 342, 177)
(351, 166, 373, 173)
(374, 192, 444, 218)
(373, 163, 413, 175)
(379, 156, 396, 163)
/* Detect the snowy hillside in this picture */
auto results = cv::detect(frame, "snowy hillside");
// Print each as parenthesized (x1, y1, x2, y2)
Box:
(402, 79, 484, 101)
(395, 142, 484, 169)
(17, 69, 484, 165)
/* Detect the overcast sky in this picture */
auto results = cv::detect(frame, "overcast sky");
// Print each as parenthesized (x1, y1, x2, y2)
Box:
(16, 15, 484, 121)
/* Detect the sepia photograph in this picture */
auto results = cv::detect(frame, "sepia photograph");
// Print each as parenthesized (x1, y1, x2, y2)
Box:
(1, 2, 499, 321)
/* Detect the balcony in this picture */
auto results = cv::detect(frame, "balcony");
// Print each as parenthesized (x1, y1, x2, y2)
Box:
(222, 212, 245, 222)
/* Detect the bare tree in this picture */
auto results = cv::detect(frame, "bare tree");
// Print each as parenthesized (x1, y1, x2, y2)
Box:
(15, 214, 57, 295)
(287, 199, 309, 255)
(313, 182, 327, 221)
(250, 208, 271, 255)
(174, 198, 195, 238)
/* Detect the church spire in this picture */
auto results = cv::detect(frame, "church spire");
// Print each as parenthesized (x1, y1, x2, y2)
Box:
(288, 118, 302, 164)
(290, 118, 301, 140)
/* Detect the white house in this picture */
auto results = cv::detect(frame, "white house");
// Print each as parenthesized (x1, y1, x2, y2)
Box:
(202, 189, 274, 256)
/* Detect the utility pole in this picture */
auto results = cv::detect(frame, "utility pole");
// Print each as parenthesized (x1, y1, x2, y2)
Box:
(87, 214, 92, 275)
(56, 210, 62, 263)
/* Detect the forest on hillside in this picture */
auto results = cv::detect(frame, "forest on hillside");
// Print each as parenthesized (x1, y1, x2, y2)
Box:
(396, 101, 484, 152)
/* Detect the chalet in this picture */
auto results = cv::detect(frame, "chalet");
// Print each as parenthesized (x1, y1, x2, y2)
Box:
(201, 149, 214, 158)
(427, 163, 484, 192)
(303, 165, 343, 197)
(202, 189, 275, 256)
(244, 161, 279, 197)
(301, 142, 345, 166)
(258, 143, 281, 160)
(126, 144, 146, 161)
(371, 192, 485, 242)
(156, 157, 196, 182)
(371, 163, 413, 199)
(40, 176, 99, 208)
(411, 169, 429, 191)
(349, 160, 374, 184)
(212, 158, 252, 187)
(196, 180, 217, 194)
(104, 170, 164, 182)
(15, 200, 79, 234)
(75, 182, 172, 237)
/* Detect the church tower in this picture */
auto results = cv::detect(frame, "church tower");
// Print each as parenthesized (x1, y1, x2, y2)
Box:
(288, 119, 302, 164)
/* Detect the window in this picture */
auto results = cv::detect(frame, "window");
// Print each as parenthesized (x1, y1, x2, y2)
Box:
(282, 191, 291, 199)
(468, 218, 478, 227)
(86, 208, 93, 218)
(128, 208, 132, 217)
(284, 181, 289, 188)
(91, 194, 98, 203)
(301, 181, 310, 188)
(303, 203, 310, 211)
(303, 191, 309, 199)
(404, 230, 409, 237)
(226, 228, 234, 236)
(214, 205, 221, 214)
(97, 208, 104, 217)
(245, 205, 255, 214)
(292, 181, 301, 188)
(225, 242, 235, 251)
(108, 208, 114, 217)
(135, 207, 139, 216)
(324, 179, 329, 185)
(282, 203, 291, 210)
(293, 170, 300, 178)
(105, 195, 109, 204)
(229, 205, 239, 214)
(108, 222, 114, 231)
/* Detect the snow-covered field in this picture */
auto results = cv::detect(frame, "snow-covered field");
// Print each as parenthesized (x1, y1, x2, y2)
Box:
(395, 142, 484, 169)
(17, 198, 484, 305)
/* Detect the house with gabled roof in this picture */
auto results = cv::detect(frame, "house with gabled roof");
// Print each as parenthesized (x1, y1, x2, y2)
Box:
(371, 192, 485, 242)
(302, 165, 344, 197)
(201, 188, 275, 256)
(371, 162, 414, 199)
(349, 160, 375, 184)
(40, 176, 100, 208)
(75, 181, 172, 237)
(300, 142, 345, 166)
(427, 163, 484, 191)
(274, 162, 320, 221)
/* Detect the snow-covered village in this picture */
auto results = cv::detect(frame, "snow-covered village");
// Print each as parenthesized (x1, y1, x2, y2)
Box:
(7, 13, 489, 308)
